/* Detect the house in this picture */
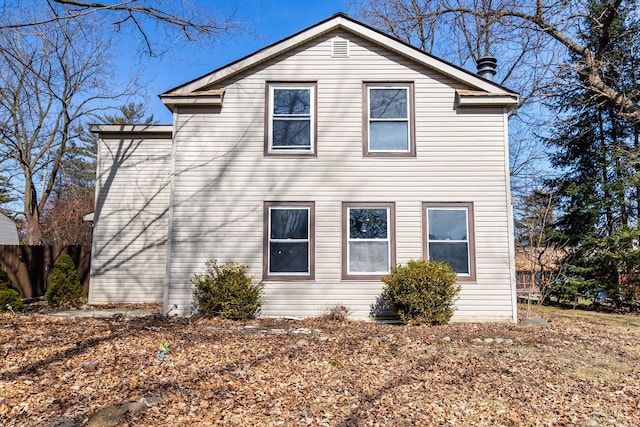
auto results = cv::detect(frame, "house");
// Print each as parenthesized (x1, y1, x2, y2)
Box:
(0, 213, 19, 245)
(89, 13, 519, 321)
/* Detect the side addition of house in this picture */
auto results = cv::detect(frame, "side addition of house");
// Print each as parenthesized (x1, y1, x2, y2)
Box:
(89, 13, 519, 321)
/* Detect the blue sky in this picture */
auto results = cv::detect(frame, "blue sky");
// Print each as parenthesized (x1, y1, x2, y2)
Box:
(122, 0, 351, 123)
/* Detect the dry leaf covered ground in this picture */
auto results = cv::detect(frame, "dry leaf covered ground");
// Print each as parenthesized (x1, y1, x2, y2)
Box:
(1, 305, 639, 426)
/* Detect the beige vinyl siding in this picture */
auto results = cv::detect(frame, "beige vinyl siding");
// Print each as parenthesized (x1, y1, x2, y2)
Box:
(89, 133, 172, 304)
(166, 29, 515, 320)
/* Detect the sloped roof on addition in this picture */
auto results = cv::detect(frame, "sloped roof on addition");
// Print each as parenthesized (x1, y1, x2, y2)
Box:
(160, 13, 518, 110)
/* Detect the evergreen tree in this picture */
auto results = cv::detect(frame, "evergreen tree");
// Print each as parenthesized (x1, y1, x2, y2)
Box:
(545, 0, 640, 307)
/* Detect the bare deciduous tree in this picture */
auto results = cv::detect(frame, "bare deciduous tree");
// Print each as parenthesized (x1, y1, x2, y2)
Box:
(351, 0, 640, 127)
(0, 16, 130, 242)
(1, 0, 241, 56)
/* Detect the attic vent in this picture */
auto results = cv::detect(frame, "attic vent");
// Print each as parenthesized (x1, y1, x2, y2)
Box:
(331, 37, 349, 58)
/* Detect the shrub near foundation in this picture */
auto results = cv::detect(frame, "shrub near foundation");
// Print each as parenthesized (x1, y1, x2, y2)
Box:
(191, 260, 264, 320)
(381, 259, 460, 325)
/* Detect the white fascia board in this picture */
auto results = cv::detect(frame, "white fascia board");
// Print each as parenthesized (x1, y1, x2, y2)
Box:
(160, 93, 224, 111)
(456, 93, 519, 107)
(89, 124, 173, 134)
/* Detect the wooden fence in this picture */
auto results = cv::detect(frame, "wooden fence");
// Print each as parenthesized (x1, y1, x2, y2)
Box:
(0, 245, 91, 299)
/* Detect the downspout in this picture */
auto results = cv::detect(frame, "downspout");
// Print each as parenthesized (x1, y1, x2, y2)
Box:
(163, 110, 179, 315)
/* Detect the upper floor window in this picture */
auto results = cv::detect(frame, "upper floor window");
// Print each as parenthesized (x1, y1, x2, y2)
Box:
(263, 201, 315, 280)
(363, 82, 415, 157)
(423, 202, 476, 282)
(266, 82, 316, 156)
(342, 202, 396, 280)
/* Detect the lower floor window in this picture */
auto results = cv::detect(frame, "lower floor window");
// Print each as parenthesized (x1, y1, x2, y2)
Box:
(423, 202, 476, 281)
(264, 201, 314, 280)
(342, 202, 395, 279)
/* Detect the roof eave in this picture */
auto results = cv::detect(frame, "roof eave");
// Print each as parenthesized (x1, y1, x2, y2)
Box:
(159, 90, 225, 112)
(165, 13, 518, 97)
(89, 124, 173, 138)
(456, 90, 519, 108)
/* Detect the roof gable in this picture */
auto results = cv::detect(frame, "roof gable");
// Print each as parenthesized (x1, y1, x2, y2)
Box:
(161, 13, 517, 104)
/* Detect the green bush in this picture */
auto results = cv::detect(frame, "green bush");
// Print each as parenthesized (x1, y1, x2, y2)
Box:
(0, 266, 22, 312)
(191, 260, 264, 320)
(45, 254, 85, 307)
(381, 259, 460, 325)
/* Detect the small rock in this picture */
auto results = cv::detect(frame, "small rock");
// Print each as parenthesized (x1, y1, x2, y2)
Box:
(472, 338, 483, 344)
(441, 336, 451, 343)
(484, 338, 495, 344)
(87, 404, 128, 427)
(81, 360, 100, 371)
(319, 336, 329, 342)
(581, 419, 600, 426)
(522, 317, 549, 326)
(505, 339, 514, 345)
(495, 338, 504, 343)
(143, 395, 162, 405)
(123, 400, 147, 414)
(292, 328, 312, 334)
(296, 339, 310, 347)
(286, 344, 299, 350)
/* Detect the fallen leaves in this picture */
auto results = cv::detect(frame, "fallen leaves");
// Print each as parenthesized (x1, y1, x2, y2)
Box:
(0, 309, 639, 426)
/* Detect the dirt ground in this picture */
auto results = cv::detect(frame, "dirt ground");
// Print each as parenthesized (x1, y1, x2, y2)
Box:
(1, 305, 639, 426)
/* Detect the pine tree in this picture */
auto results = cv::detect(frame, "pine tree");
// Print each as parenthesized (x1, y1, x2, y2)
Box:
(545, 0, 640, 307)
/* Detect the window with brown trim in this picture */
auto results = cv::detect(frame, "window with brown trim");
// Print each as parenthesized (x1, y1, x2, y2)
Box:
(423, 202, 476, 282)
(363, 82, 415, 157)
(263, 201, 315, 281)
(342, 202, 396, 280)
(265, 82, 317, 156)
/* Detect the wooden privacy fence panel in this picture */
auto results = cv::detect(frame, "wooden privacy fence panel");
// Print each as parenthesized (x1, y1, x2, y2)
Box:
(0, 245, 91, 299)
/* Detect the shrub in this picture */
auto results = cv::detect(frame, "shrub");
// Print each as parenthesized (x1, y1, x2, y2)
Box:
(381, 259, 460, 325)
(45, 254, 85, 307)
(320, 304, 350, 322)
(0, 266, 22, 312)
(191, 260, 263, 320)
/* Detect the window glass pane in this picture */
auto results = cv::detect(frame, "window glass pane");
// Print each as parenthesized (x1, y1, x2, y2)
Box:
(349, 208, 387, 239)
(271, 209, 308, 239)
(270, 242, 308, 273)
(273, 89, 310, 115)
(369, 122, 408, 151)
(370, 88, 407, 118)
(273, 120, 310, 147)
(349, 241, 389, 273)
(428, 209, 468, 240)
(429, 242, 469, 274)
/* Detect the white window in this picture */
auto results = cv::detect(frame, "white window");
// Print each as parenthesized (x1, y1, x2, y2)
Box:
(264, 202, 314, 280)
(424, 202, 476, 281)
(364, 82, 414, 156)
(266, 83, 316, 154)
(343, 202, 395, 279)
